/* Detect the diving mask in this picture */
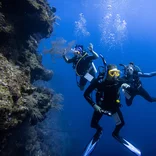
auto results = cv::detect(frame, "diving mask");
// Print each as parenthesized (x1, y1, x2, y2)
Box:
(74, 46, 83, 54)
(108, 68, 120, 77)
(74, 50, 81, 55)
(71, 48, 81, 55)
(126, 66, 134, 75)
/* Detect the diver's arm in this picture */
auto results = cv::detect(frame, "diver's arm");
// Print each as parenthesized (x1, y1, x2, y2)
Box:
(84, 79, 98, 107)
(138, 72, 156, 77)
(88, 43, 99, 59)
(90, 50, 99, 59)
(62, 55, 75, 63)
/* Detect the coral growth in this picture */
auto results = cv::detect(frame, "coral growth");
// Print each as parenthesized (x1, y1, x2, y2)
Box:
(0, 53, 62, 130)
(0, 53, 30, 130)
(44, 37, 75, 61)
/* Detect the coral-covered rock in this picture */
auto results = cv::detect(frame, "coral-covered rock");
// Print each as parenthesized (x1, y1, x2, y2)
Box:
(0, 53, 55, 130)
(0, 53, 58, 155)
(0, 0, 54, 82)
(0, 0, 63, 155)
(0, 53, 30, 130)
(18, 50, 53, 82)
(0, 0, 54, 40)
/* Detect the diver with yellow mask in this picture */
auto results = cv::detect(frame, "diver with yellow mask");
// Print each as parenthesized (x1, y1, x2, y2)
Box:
(84, 64, 124, 136)
(62, 43, 99, 90)
(83, 63, 141, 156)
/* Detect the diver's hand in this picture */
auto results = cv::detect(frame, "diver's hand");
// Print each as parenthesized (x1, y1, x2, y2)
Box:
(121, 83, 130, 89)
(88, 43, 94, 52)
(121, 83, 131, 99)
(93, 104, 102, 113)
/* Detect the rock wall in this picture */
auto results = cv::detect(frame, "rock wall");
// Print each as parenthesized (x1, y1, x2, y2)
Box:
(0, 0, 61, 155)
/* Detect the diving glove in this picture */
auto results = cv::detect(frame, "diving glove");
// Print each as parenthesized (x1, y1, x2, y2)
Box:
(121, 83, 131, 99)
(121, 83, 130, 89)
(88, 43, 94, 52)
(93, 104, 102, 113)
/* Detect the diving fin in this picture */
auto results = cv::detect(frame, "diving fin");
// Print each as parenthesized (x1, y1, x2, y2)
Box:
(82, 130, 102, 156)
(113, 135, 141, 156)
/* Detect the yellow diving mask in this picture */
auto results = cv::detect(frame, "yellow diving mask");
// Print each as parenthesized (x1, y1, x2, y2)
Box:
(116, 99, 120, 103)
(108, 68, 120, 77)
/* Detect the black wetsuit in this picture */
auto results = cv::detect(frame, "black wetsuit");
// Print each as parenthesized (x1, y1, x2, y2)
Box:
(67, 54, 96, 87)
(122, 72, 156, 106)
(84, 78, 126, 135)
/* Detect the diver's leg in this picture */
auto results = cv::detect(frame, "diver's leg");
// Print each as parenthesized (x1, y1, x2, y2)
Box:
(82, 111, 103, 155)
(125, 95, 135, 106)
(124, 87, 136, 106)
(91, 111, 103, 132)
(139, 86, 156, 102)
(79, 77, 87, 90)
(112, 108, 125, 137)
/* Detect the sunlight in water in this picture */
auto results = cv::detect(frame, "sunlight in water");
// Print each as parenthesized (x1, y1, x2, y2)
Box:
(79, 0, 143, 49)
(74, 13, 90, 38)
(98, 0, 128, 48)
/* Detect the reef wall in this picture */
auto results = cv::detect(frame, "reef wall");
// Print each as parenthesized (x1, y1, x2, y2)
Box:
(0, 0, 62, 155)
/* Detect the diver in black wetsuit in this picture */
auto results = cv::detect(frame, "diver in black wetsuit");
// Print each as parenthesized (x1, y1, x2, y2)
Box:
(120, 62, 156, 106)
(84, 64, 127, 138)
(63, 43, 99, 90)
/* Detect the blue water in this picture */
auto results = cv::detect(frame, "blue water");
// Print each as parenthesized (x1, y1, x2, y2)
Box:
(38, 0, 156, 155)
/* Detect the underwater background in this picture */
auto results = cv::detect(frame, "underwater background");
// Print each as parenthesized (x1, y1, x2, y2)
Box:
(37, 0, 156, 156)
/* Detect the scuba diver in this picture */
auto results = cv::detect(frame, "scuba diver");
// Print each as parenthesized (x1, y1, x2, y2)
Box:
(120, 62, 156, 106)
(84, 64, 125, 138)
(63, 43, 99, 90)
(82, 58, 141, 156)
